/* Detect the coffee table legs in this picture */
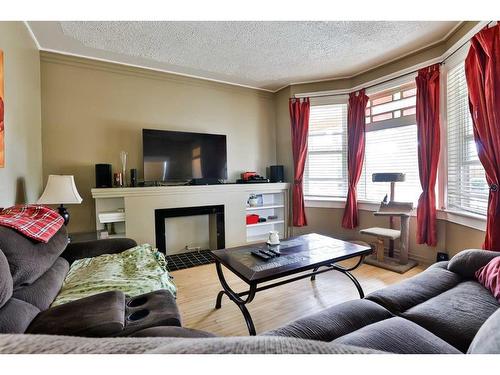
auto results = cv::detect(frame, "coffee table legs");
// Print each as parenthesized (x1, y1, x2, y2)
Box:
(214, 261, 257, 336)
(214, 256, 366, 335)
(310, 256, 366, 298)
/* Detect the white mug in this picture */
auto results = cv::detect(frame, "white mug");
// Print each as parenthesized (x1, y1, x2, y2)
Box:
(267, 230, 280, 245)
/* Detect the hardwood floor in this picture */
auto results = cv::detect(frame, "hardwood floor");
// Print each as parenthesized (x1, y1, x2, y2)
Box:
(171, 258, 425, 336)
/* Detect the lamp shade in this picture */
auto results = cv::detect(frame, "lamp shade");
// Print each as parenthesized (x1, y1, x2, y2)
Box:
(37, 175, 83, 205)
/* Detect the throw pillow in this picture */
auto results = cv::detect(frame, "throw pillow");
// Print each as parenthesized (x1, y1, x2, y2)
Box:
(475, 256, 500, 302)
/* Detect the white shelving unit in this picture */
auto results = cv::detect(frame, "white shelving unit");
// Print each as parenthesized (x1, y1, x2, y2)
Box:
(246, 219, 284, 228)
(246, 204, 285, 211)
(246, 191, 288, 244)
(93, 198, 127, 238)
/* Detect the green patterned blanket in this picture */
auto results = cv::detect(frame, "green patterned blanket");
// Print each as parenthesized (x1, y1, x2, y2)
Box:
(52, 244, 176, 307)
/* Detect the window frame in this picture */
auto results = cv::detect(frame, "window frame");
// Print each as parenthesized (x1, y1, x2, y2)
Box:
(359, 80, 420, 204)
(303, 95, 349, 199)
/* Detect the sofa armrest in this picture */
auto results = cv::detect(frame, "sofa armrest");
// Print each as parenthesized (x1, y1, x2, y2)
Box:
(27, 291, 126, 337)
(62, 238, 137, 264)
(448, 249, 500, 279)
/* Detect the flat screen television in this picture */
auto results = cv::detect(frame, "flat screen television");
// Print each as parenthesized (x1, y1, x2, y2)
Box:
(143, 129, 227, 183)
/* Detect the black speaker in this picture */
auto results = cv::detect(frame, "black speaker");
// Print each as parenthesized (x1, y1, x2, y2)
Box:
(130, 168, 138, 187)
(269, 165, 284, 183)
(95, 164, 112, 188)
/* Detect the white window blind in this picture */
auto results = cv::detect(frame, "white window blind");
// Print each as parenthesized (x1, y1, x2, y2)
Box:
(357, 125, 421, 203)
(304, 103, 348, 198)
(447, 63, 488, 215)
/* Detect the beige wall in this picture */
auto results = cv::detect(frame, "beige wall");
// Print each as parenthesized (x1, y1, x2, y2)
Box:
(0, 22, 42, 208)
(446, 222, 486, 257)
(40, 52, 276, 233)
(291, 207, 485, 264)
(292, 208, 485, 264)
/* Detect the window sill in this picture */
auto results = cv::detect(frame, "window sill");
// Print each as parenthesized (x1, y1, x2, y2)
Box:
(440, 209, 486, 232)
(305, 197, 384, 212)
(304, 197, 486, 232)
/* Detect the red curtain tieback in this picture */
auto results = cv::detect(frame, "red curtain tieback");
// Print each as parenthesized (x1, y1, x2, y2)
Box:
(490, 184, 499, 192)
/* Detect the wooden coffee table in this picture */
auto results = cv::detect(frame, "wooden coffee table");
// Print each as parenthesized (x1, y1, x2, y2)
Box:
(211, 233, 372, 335)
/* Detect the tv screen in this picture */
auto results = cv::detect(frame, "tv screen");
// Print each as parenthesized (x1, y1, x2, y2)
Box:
(143, 129, 227, 183)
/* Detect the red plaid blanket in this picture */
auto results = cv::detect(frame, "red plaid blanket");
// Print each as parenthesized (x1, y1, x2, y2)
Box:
(0, 205, 64, 243)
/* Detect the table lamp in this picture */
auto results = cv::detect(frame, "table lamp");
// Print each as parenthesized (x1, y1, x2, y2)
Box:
(37, 175, 83, 225)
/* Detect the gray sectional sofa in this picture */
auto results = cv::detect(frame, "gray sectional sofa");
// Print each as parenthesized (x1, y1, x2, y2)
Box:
(1, 223, 499, 354)
(264, 250, 500, 354)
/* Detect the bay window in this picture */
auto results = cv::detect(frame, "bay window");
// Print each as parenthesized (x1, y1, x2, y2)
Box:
(303, 65, 488, 223)
(304, 83, 421, 204)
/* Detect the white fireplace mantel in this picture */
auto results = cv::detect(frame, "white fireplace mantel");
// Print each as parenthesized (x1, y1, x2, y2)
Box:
(91, 183, 290, 250)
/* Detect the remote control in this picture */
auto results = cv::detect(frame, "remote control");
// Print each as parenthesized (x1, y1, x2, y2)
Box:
(259, 249, 275, 257)
(267, 247, 281, 256)
(251, 250, 271, 260)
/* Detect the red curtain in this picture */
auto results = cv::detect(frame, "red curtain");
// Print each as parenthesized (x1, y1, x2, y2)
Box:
(415, 64, 441, 246)
(342, 90, 369, 229)
(465, 24, 500, 251)
(289, 98, 310, 227)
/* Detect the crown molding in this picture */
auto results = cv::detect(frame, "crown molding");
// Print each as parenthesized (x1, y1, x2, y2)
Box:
(40, 50, 275, 99)
(30, 21, 470, 94)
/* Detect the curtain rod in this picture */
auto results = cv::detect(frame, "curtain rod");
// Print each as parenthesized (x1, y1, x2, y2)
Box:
(294, 21, 495, 99)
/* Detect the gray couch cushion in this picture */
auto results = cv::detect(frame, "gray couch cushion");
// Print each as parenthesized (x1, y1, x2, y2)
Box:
(402, 281, 500, 352)
(334, 317, 461, 354)
(12, 257, 69, 311)
(130, 326, 217, 338)
(0, 225, 68, 287)
(468, 308, 500, 354)
(0, 334, 383, 354)
(427, 260, 449, 270)
(366, 265, 462, 314)
(0, 298, 40, 333)
(263, 299, 393, 341)
(448, 249, 500, 279)
(0, 249, 13, 308)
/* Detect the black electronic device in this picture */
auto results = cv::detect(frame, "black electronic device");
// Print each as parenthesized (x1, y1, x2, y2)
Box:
(269, 165, 284, 183)
(436, 252, 449, 262)
(251, 250, 271, 260)
(95, 164, 113, 188)
(236, 175, 270, 184)
(259, 249, 275, 257)
(130, 168, 138, 187)
(143, 129, 227, 184)
(267, 247, 281, 256)
(189, 178, 224, 185)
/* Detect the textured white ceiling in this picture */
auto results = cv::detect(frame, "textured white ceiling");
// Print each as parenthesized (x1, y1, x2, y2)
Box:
(28, 21, 459, 91)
